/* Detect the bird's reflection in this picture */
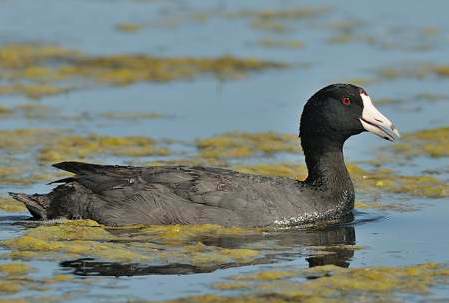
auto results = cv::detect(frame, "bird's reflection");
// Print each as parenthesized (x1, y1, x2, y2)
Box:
(60, 216, 358, 277)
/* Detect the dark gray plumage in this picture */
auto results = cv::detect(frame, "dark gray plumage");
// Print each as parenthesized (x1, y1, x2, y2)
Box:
(9, 84, 399, 227)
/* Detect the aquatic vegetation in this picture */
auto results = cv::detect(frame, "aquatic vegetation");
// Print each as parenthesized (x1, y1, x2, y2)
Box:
(0, 262, 32, 293)
(231, 6, 331, 21)
(115, 22, 144, 33)
(393, 127, 449, 158)
(433, 66, 449, 77)
(233, 163, 449, 198)
(73, 55, 286, 84)
(2, 220, 262, 268)
(0, 128, 58, 152)
(355, 200, 418, 212)
(212, 281, 250, 290)
(348, 164, 449, 198)
(415, 92, 449, 102)
(196, 132, 299, 159)
(3, 220, 153, 263)
(233, 270, 298, 281)
(101, 112, 166, 120)
(0, 263, 32, 275)
(228, 6, 330, 35)
(163, 263, 449, 303)
(0, 43, 287, 98)
(0, 261, 81, 299)
(375, 97, 403, 106)
(235, 163, 307, 179)
(0, 84, 68, 99)
(0, 105, 12, 116)
(377, 63, 449, 81)
(38, 134, 170, 163)
(132, 224, 260, 243)
(328, 22, 441, 52)
(257, 38, 304, 49)
(250, 19, 289, 33)
(0, 197, 27, 212)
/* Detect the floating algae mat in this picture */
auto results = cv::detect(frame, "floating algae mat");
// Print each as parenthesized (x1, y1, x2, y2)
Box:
(0, 43, 287, 98)
(393, 127, 449, 158)
(166, 263, 449, 303)
(196, 132, 299, 159)
(1, 220, 264, 268)
(234, 163, 449, 199)
(38, 134, 171, 163)
(0, 128, 171, 161)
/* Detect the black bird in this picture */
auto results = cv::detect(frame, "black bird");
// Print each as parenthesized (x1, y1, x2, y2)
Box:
(9, 84, 399, 227)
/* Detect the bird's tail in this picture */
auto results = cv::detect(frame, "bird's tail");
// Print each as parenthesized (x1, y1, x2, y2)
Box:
(8, 192, 49, 219)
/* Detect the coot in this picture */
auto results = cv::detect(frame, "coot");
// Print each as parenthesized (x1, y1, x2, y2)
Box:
(10, 84, 399, 227)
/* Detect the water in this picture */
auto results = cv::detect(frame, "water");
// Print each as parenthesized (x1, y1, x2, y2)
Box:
(0, 0, 448, 302)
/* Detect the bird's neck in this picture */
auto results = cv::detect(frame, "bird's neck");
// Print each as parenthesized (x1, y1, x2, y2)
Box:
(301, 135, 354, 200)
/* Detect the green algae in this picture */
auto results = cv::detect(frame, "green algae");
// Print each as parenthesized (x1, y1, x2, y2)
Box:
(0, 43, 287, 98)
(257, 38, 304, 49)
(196, 132, 299, 159)
(355, 201, 418, 212)
(233, 163, 449, 198)
(0, 105, 13, 116)
(0, 128, 58, 152)
(0, 164, 67, 186)
(72, 54, 286, 84)
(132, 224, 260, 243)
(235, 163, 307, 180)
(348, 164, 449, 198)
(415, 92, 449, 102)
(0, 263, 32, 276)
(0, 197, 27, 212)
(375, 97, 403, 106)
(327, 22, 441, 52)
(0, 84, 68, 99)
(3, 220, 262, 268)
(115, 22, 144, 33)
(228, 6, 330, 35)
(0, 262, 32, 293)
(231, 6, 331, 21)
(250, 19, 289, 33)
(3, 220, 153, 263)
(212, 281, 250, 291)
(393, 127, 449, 158)
(377, 63, 449, 81)
(0, 261, 84, 300)
(101, 112, 166, 120)
(162, 263, 449, 303)
(233, 270, 299, 281)
(38, 134, 170, 163)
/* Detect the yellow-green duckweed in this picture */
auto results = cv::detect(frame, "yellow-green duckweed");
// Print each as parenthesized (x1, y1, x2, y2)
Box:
(0, 129, 58, 152)
(0, 43, 287, 98)
(162, 263, 449, 303)
(231, 6, 331, 21)
(196, 132, 299, 159)
(394, 127, 449, 158)
(0, 197, 27, 212)
(115, 22, 144, 33)
(101, 112, 166, 120)
(234, 163, 449, 198)
(0, 262, 32, 294)
(257, 38, 304, 49)
(38, 134, 170, 163)
(2, 220, 262, 267)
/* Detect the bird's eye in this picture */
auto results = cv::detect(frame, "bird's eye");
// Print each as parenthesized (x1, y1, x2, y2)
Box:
(342, 97, 351, 106)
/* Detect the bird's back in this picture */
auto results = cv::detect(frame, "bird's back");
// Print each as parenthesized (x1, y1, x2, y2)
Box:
(12, 162, 321, 227)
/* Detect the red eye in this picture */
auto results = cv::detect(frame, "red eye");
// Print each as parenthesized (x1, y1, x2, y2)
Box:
(342, 97, 351, 106)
